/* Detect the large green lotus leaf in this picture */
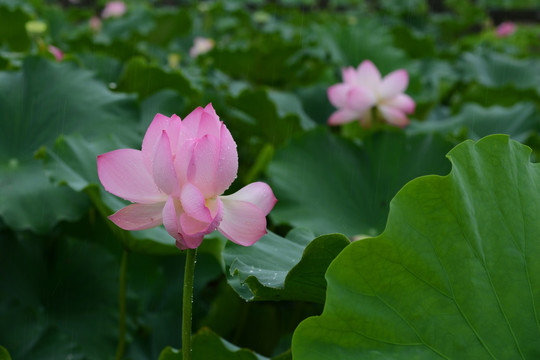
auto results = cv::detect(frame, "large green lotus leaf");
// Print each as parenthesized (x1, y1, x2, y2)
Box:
(267, 128, 453, 237)
(407, 102, 540, 143)
(459, 50, 540, 93)
(223, 228, 349, 303)
(0, 56, 140, 233)
(292, 135, 540, 359)
(158, 328, 268, 360)
(42, 134, 178, 254)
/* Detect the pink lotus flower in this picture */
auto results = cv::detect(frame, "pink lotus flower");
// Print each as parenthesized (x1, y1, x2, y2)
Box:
(89, 16, 102, 32)
(97, 104, 276, 250)
(496, 22, 516, 37)
(101, 1, 126, 19)
(328, 60, 415, 128)
(48, 45, 64, 62)
(189, 37, 215, 58)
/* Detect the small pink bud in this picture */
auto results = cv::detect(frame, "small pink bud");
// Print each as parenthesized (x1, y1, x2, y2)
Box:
(48, 45, 64, 62)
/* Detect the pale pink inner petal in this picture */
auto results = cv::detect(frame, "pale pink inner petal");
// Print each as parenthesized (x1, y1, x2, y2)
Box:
(379, 69, 409, 99)
(220, 182, 276, 216)
(141, 113, 171, 173)
(180, 182, 212, 223)
(346, 86, 376, 112)
(187, 135, 220, 197)
(213, 124, 238, 195)
(97, 149, 165, 204)
(108, 202, 165, 230)
(327, 83, 351, 108)
(218, 198, 267, 246)
(328, 109, 361, 126)
(163, 196, 182, 243)
(153, 131, 180, 196)
(356, 60, 381, 89)
(180, 213, 211, 235)
(379, 105, 410, 127)
(383, 93, 415, 114)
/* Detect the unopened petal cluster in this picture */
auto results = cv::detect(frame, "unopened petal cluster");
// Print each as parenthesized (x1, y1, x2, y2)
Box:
(328, 60, 415, 128)
(97, 104, 276, 250)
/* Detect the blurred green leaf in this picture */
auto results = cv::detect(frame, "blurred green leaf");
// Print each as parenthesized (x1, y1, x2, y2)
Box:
(227, 87, 314, 146)
(460, 49, 540, 93)
(0, 56, 139, 233)
(318, 17, 409, 72)
(408, 102, 540, 143)
(0, 346, 12, 360)
(267, 128, 453, 236)
(0, 233, 118, 360)
(293, 135, 540, 358)
(117, 56, 197, 100)
(42, 134, 178, 254)
(223, 229, 349, 303)
(159, 328, 268, 360)
(0, 2, 31, 51)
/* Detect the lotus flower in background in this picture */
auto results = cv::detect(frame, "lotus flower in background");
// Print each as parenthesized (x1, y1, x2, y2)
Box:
(89, 16, 102, 32)
(496, 22, 516, 37)
(97, 104, 276, 250)
(48, 45, 64, 62)
(327, 60, 415, 128)
(102, 1, 126, 19)
(190, 37, 215, 58)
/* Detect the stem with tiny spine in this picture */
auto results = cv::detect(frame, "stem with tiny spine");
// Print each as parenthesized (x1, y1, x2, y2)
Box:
(182, 248, 197, 360)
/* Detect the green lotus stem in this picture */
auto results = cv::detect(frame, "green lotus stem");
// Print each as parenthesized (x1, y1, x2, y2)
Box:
(183, 248, 197, 360)
(115, 249, 128, 360)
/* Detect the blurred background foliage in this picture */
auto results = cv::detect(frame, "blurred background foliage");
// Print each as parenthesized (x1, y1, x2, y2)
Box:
(1, 0, 540, 359)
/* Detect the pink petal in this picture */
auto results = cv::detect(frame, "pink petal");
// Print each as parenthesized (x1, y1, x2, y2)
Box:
(327, 83, 351, 108)
(380, 69, 409, 99)
(182, 106, 220, 139)
(180, 183, 212, 223)
(384, 94, 415, 114)
(163, 197, 199, 249)
(187, 134, 221, 197)
(174, 139, 196, 186)
(97, 149, 165, 204)
(204, 103, 218, 117)
(142, 113, 173, 172)
(108, 202, 164, 230)
(356, 60, 381, 89)
(180, 213, 211, 235)
(218, 198, 267, 246)
(379, 105, 410, 128)
(328, 109, 360, 125)
(346, 86, 376, 112)
(214, 123, 238, 195)
(153, 131, 180, 195)
(221, 182, 276, 216)
(341, 67, 357, 84)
